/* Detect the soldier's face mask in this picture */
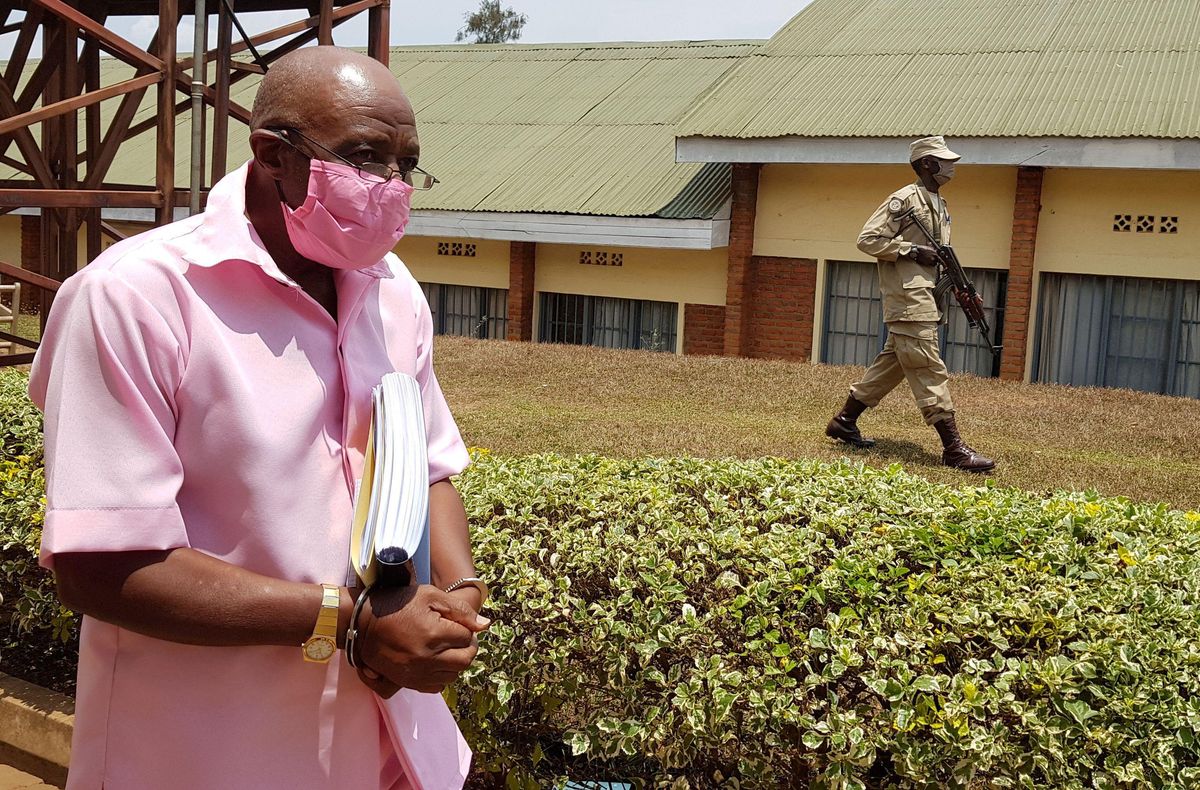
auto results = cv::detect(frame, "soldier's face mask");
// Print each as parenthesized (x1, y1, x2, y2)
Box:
(933, 160, 957, 186)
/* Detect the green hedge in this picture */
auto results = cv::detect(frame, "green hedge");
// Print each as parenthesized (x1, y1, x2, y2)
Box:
(0, 369, 71, 645)
(3, 369, 1200, 787)
(456, 453, 1200, 789)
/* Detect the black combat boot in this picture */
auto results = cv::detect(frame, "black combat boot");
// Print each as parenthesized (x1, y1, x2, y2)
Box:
(933, 416, 995, 472)
(826, 394, 876, 448)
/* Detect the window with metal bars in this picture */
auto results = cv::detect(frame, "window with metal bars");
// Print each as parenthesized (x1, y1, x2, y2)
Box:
(1034, 273, 1200, 398)
(821, 260, 1007, 377)
(538, 292, 677, 353)
(419, 283, 508, 340)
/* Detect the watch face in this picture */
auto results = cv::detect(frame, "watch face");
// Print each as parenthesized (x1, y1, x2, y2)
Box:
(304, 637, 336, 662)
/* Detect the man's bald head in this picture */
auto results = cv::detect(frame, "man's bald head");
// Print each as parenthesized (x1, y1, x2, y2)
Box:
(250, 46, 408, 132)
(246, 45, 420, 212)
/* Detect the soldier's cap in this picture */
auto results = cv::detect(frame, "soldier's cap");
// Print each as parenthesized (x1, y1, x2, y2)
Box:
(909, 135, 960, 163)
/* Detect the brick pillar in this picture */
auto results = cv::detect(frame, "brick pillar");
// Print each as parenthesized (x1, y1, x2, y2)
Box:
(683, 304, 726, 355)
(20, 215, 40, 271)
(745, 256, 818, 361)
(723, 162, 761, 356)
(507, 241, 536, 342)
(1000, 166, 1043, 381)
(19, 215, 41, 313)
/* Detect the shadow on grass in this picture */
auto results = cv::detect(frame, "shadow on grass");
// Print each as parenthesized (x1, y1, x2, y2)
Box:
(828, 437, 943, 468)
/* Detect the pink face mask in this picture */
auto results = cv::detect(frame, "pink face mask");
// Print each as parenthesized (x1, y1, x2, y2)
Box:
(281, 159, 413, 271)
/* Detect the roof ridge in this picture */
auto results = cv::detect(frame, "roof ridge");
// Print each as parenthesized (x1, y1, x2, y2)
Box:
(388, 39, 764, 51)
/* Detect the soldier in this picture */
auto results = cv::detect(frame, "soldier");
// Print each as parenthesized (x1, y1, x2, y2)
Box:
(825, 136, 995, 472)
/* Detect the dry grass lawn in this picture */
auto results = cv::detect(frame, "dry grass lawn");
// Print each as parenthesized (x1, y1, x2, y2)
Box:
(12, 312, 40, 343)
(434, 337, 1200, 510)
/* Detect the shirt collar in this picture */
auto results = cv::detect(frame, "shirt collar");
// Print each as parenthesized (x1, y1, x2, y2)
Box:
(181, 160, 395, 284)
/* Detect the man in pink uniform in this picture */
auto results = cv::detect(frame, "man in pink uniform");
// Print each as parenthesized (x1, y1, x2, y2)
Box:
(29, 47, 488, 789)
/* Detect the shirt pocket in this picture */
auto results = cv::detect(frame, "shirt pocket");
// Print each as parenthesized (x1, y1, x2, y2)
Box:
(903, 207, 938, 244)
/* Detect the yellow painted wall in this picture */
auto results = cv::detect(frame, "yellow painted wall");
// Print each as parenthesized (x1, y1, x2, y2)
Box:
(536, 243, 728, 355)
(1023, 168, 1200, 380)
(394, 236, 509, 290)
(754, 164, 1018, 269)
(755, 164, 1018, 362)
(535, 243, 727, 306)
(0, 216, 20, 268)
(1035, 169, 1200, 279)
(0, 216, 150, 274)
(394, 237, 727, 354)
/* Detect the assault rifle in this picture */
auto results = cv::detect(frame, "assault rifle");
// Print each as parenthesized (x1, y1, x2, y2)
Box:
(899, 208, 1002, 361)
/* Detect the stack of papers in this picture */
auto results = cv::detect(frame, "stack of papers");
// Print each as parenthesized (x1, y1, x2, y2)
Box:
(349, 372, 430, 588)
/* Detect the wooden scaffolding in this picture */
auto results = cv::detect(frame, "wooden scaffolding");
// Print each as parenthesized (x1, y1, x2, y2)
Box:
(0, 0, 392, 365)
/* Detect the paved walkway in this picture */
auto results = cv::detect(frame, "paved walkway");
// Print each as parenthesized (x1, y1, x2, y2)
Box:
(0, 764, 57, 790)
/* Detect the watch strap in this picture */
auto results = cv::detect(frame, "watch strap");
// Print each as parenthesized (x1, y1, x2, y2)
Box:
(313, 584, 340, 640)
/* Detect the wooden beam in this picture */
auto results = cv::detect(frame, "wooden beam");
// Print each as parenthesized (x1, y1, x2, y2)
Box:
(85, 20, 103, 263)
(0, 73, 162, 137)
(30, 0, 164, 72)
(212, 0, 234, 182)
(173, 191, 208, 208)
(56, 12, 81, 279)
(3, 6, 45, 86)
(76, 39, 98, 94)
(100, 221, 128, 242)
(0, 190, 165, 209)
(82, 83, 152, 186)
(0, 353, 37, 367)
(0, 155, 30, 174)
(318, 0, 334, 44)
(123, 91, 251, 143)
(368, 0, 389, 66)
(0, 80, 56, 188)
(157, 0, 178, 226)
(0, 260, 62, 293)
(178, 0, 379, 70)
(229, 60, 265, 74)
(79, 27, 162, 180)
(171, 72, 250, 124)
(0, 27, 65, 162)
(14, 28, 65, 111)
(0, 330, 39, 350)
(125, 24, 324, 144)
(116, 10, 342, 161)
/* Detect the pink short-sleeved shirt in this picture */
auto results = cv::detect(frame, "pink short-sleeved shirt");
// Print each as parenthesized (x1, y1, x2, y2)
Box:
(28, 162, 472, 790)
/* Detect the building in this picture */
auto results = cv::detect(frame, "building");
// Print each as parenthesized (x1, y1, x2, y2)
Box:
(3, 40, 758, 355)
(676, 0, 1200, 397)
(3, 0, 1200, 398)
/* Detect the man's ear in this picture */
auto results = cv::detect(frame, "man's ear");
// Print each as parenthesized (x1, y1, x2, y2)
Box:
(248, 129, 290, 181)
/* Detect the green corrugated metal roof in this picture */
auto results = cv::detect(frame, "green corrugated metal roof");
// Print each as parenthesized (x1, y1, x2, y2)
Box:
(4, 40, 759, 218)
(656, 162, 731, 219)
(678, 0, 1200, 139)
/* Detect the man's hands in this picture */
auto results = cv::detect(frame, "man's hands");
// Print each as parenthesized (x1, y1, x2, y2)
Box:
(955, 289, 987, 323)
(353, 584, 489, 699)
(910, 244, 940, 267)
(446, 584, 484, 614)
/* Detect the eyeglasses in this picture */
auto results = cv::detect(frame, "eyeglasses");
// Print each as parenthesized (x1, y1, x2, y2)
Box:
(271, 127, 439, 190)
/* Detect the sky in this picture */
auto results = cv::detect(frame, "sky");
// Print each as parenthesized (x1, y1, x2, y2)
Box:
(1, 1, 812, 59)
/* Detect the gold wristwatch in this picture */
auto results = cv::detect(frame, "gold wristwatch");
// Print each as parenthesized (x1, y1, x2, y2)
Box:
(302, 584, 340, 664)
